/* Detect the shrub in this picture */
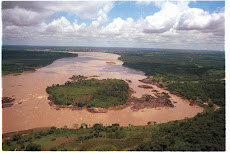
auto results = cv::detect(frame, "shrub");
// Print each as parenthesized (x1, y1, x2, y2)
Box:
(25, 143, 41, 151)
(12, 134, 22, 141)
(24, 136, 32, 142)
(208, 101, 214, 107)
(48, 126, 57, 134)
(112, 123, 120, 127)
(5, 140, 12, 146)
(34, 134, 41, 139)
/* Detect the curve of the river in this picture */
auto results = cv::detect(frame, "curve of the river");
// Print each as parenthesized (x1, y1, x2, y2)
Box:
(2, 52, 203, 133)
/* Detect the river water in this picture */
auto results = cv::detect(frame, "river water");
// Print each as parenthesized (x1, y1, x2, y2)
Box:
(2, 52, 203, 133)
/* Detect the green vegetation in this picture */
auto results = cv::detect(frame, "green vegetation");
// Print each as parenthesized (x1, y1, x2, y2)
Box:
(46, 79, 129, 108)
(2, 107, 225, 151)
(118, 51, 225, 81)
(167, 80, 225, 107)
(116, 50, 225, 150)
(2, 49, 78, 76)
(118, 50, 225, 108)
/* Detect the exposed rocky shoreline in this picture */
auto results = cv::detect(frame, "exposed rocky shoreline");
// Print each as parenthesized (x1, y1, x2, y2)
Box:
(2, 97, 15, 108)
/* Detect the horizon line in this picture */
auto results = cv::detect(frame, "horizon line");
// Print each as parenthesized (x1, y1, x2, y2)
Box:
(2, 45, 225, 52)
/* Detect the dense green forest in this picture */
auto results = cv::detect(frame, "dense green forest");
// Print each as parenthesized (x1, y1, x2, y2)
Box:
(2, 49, 77, 75)
(167, 80, 225, 107)
(2, 107, 225, 151)
(46, 79, 129, 108)
(118, 51, 225, 81)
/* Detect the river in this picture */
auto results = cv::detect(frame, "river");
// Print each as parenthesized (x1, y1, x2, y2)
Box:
(2, 52, 203, 133)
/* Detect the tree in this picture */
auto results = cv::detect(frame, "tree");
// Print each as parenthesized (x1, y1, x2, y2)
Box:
(81, 123, 88, 128)
(12, 134, 22, 141)
(208, 99, 214, 107)
(25, 143, 41, 151)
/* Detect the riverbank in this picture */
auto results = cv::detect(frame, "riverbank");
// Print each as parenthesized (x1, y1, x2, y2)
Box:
(2, 49, 78, 76)
(2, 107, 225, 151)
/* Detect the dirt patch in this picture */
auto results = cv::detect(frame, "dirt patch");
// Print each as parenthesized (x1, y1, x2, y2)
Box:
(152, 89, 159, 93)
(13, 73, 22, 76)
(189, 100, 197, 106)
(127, 94, 174, 111)
(89, 75, 99, 77)
(108, 104, 129, 111)
(48, 101, 85, 111)
(139, 79, 162, 88)
(2, 97, 15, 103)
(106, 61, 116, 64)
(214, 104, 220, 111)
(69, 75, 88, 81)
(138, 85, 153, 89)
(2, 97, 15, 108)
(154, 92, 171, 99)
(87, 107, 108, 113)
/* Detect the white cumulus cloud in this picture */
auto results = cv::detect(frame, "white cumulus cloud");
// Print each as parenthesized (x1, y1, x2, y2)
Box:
(2, 1, 225, 50)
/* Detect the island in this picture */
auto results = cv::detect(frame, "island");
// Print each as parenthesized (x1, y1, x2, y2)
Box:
(46, 76, 175, 112)
(46, 79, 129, 109)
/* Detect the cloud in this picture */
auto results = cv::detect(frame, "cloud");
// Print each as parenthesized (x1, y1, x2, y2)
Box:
(136, 1, 153, 6)
(2, 7, 52, 26)
(90, 2, 114, 28)
(177, 8, 225, 36)
(141, 1, 224, 36)
(43, 17, 73, 33)
(102, 17, 135, 36)
(2, 1, 111, 26)
(142, 1, 181, 33)
(2, 1, 225, 50)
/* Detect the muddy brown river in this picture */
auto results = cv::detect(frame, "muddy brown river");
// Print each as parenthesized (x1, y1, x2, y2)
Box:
(2, 52, 203, 133)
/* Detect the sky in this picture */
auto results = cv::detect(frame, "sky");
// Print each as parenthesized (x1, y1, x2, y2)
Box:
(1, 0, 226, 50)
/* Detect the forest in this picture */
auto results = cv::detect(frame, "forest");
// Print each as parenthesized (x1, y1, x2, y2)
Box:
(46, 79, 129, 108)
(2, 49, 78, 75)
(118, 51, 225, 81)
